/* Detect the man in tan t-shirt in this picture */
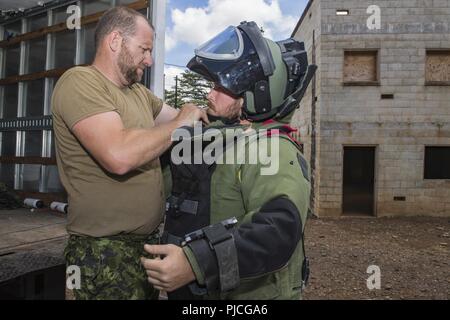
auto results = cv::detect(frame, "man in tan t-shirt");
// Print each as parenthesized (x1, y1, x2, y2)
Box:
(52, 7, 208, 300)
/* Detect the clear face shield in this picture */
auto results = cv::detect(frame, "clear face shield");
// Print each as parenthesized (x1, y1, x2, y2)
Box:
(195, 26, 244, 61)
(188, 21, 276, 99)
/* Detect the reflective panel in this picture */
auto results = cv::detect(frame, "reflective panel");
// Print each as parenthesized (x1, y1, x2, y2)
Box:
(4, 44, 21, 78)
(25, 79, 45, 116)
(3, 21, 22, 39)
(54, 30, 76, 69)
(29, 13, 48, 31)
(51, 130, 56, 158)
(44, 165, 65, 193)
(83, 0, 112, 16)
(3, 84, 18, 119)
(24, 131, 43, 157)
(53, 6, 72, 25)
(48, 77, 59, 109)
(27, 37, 47, 74)
(0, 164, 16, 189)
(83, 23, 96, 64)
(22, 164, 41, 192)
(1, 131, 16, 156)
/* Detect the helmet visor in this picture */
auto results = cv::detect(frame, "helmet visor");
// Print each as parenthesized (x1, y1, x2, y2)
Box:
(195, 26, 244, 60)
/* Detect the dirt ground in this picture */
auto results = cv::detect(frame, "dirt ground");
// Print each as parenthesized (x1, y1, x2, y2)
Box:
(302, 216, 450, 300)
(65, 216, 449, 300)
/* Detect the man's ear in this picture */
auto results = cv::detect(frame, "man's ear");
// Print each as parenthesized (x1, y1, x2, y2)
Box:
(108, 31, 122, 52)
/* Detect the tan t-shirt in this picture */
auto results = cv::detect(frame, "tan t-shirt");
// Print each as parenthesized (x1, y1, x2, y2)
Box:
(52, 66, 164, 237)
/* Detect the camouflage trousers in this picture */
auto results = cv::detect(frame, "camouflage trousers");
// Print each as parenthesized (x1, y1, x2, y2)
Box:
(64, 232, 160, 300)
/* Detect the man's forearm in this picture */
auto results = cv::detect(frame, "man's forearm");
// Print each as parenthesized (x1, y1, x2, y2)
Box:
(112, 119, 180, 174)
(71, 104, 207, 175)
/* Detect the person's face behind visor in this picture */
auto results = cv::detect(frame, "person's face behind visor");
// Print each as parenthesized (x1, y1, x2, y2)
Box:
(206, 85, 243, 120)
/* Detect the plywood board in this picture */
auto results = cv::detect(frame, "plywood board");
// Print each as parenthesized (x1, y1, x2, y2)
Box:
(344, 51, 378, 82)
(426, 51, 450, 82)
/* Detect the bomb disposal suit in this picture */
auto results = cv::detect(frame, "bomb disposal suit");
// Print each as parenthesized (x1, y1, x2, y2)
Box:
(162, 21, 317, 300)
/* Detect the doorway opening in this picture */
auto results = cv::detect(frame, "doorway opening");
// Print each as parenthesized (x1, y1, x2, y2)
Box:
(342, 147, 376, 216)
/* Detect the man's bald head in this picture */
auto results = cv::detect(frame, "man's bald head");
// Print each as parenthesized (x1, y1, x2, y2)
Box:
(94, 6, 153, 49)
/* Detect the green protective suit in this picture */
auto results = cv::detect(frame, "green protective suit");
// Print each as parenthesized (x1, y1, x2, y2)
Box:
(163, 119, 311, 300)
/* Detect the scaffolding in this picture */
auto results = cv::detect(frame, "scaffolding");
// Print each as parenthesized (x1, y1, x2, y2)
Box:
(0, 0, 165, 203)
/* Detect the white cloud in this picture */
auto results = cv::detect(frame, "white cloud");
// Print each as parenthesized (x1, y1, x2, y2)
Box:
(164, 65, 186, 91)
(165, 0, 298, 52)
(165, 33, 176, 52)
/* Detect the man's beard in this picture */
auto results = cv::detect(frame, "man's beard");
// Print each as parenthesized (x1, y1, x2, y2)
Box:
(207, 99, 242, 121)
(224, 97, 243, 119)
(118, 41, 142, 85)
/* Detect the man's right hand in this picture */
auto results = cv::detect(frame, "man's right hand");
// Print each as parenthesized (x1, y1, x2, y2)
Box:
(141, 244, 196, 292)
(175, 103, 209, 127)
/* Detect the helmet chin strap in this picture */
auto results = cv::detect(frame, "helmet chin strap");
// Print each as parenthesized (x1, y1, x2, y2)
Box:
(207, 114, 241, 125)
(225, 116, 241, 125)
(242, 64, 317, 123)
(275, 64, 318, 120)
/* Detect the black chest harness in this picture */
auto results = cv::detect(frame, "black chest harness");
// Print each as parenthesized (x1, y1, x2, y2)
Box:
(163, 125, 238, 298)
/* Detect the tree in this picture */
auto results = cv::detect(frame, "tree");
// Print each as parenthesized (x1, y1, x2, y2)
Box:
(164, 70, 212, 109)
(164, 88, 180, 109)
(177, 70, 212, 107)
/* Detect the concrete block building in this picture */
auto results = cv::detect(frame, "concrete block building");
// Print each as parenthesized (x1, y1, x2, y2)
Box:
(292, 0, 450, 217)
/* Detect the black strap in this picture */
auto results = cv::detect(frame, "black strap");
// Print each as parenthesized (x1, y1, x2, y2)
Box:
(203, 223, 240, 292)
(301, 230, 310, 289)
(214, 239, 240, 292)
(160, 231, 183, 246)
(298, 210, 309, 290)
(166, 195, 199, 215)
(276, 64, 317, 120)
(188, 239, 220, 293)
(254, 80, 272, 114)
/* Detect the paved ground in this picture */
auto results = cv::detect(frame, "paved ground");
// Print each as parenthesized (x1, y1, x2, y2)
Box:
(302, 216, 450, 300)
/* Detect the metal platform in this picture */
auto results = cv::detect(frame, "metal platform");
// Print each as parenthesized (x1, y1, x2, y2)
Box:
(0, 208, 67, 299)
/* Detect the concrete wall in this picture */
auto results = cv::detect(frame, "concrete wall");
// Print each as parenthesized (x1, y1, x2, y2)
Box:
(293, 0, 450, 217)
(291, 0, 322, 214)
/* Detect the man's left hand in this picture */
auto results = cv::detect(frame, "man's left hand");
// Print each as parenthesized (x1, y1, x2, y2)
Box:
(141, 244, 196, 292)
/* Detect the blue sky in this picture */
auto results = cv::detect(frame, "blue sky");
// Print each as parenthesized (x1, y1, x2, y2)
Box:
(163, 0, 309, 90)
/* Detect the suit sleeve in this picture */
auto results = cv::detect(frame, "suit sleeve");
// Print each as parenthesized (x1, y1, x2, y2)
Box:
(234, 137, 310, 277)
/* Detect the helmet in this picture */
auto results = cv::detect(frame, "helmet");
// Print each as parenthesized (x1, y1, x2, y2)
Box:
(187, 21, 317, 122)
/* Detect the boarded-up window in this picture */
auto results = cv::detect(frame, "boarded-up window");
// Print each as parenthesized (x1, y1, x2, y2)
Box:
(344, 51, 378, 84)
(424, 147, 450, 179)
(426, 50, 450, 84)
